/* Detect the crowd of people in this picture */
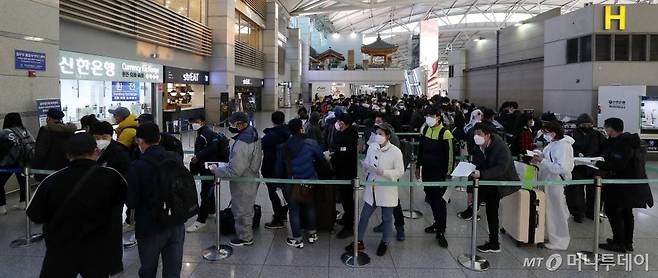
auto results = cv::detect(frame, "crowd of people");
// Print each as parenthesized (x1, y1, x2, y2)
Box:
(0, 92, 654, 277)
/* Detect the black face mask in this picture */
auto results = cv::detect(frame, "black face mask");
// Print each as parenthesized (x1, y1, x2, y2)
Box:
(228, 127, 240, 134)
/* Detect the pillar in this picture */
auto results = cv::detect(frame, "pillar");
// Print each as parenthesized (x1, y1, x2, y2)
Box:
(287, 28, 302, 105)
(262, 0, 279, 112)
(206, 0, 236, 124)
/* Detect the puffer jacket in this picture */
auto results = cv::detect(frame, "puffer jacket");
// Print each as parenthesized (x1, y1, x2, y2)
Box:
(597, 133, 654, 208)
(261, 125, 290, 178)
(472, 134, 520, 197)
(0, 127, 34, 166)
(32, 121, 77, 177)
(115, 114, 138, 148)
(363, 142, 404, 207)
(538, 136, 575, 182)
(276, 135, 324, 180)
(213, 126, 262, 181)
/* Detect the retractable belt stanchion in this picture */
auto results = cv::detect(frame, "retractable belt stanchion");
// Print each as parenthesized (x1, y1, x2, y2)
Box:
(10, 167, 43, 248)
(458, 178, 489, 271)
(402, 147, 422, 219)
(203, 177, 233, 261)
(341, 177, 371, 267)
(577, 176, 603, 264)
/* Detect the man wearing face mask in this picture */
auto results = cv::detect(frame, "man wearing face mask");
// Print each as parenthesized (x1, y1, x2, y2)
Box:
(566, 114, 606, 222)
(187, 116, 222, 233)
(416, 106, 454, 248)
(212, 112, 263, 247)
(469, 123, 520, 253)
(88, 121, 130, 274)
(331, 113, 359, 239)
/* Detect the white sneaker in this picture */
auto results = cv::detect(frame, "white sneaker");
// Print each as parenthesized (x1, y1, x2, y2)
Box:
(186, 221, 206, 233)
(0, 205, 7, 215)
(12, 202, 26, 210)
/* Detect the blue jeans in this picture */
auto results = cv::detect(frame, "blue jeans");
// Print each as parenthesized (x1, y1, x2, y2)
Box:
(285, 185, 317, 239)
(358, 202, 393, 243)
(137, 224, 185, 278)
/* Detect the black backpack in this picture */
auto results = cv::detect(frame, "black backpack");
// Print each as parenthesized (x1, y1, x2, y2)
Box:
(212, 133, 231, 162)
(160, 133, 184, 159)
(141, 155, 199, 226)
(219, 203, 262, 235)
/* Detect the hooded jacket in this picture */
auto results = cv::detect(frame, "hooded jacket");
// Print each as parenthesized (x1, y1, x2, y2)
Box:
(261, 125, 290, 178)
(115, 114, 139, 148)
(276, 135, 324, 180)
(538, 136, 575, 182)
(32, 121, 77, 175)
(213, 126, 262, 181)
(597, 133, 654, 208)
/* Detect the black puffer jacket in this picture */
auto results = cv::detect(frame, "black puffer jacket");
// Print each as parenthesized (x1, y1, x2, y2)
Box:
(472, 134, 520, 197)
(331, 125, 359, 179)
(261, 125, 290, 178)
(597, 133, 654, 208)
(570, 127, 606, 179)
(32, 122, 76, 179)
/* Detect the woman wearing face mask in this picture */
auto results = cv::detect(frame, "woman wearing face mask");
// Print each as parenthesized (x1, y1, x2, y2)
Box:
(346, 123, 404, 256)
(511, 113, 537, 158)
(531, 121, 574, 250)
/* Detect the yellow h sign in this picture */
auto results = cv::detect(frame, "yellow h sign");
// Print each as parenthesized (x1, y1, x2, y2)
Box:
(604, 5, 626, 30)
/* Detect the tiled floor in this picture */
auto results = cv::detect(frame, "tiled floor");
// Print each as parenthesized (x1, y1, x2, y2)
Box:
(2, 110, 658, 278)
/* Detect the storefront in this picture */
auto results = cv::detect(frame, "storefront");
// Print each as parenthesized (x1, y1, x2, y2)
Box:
(163, 66, 209, 126)
(235, 76, 264, 112)
(59, 50, 162, 125)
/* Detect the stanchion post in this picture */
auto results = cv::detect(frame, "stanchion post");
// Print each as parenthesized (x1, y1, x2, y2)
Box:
(341, 178, 370, 267)
(458, 178, 489, 271)
(202, 177, 233, 261)
(10, 167, 43, 248)
(577, 176, 602, 264)
(402, 138, 423, 219)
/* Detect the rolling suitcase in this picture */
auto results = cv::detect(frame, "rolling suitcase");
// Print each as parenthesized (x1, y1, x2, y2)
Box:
(500, 188, 546, 245)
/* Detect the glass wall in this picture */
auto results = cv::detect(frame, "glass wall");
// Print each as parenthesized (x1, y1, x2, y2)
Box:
(152, 0, 206, 24)
(235, 11, 262, 49)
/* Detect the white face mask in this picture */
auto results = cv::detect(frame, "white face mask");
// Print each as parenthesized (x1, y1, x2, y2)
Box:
(425, 116, 438, 127)
(192, 123, 202, 131)
(96, 139, 111, 150)
(543, 133, 554, 142)
(374, 134, 386, 145)
(474, 135, 486, 146)
(334, 122, 341, 131)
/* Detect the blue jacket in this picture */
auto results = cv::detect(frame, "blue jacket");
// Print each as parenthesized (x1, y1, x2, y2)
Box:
(276, 135, 324, 180)
(126, 145, 184, 239)
(261, 125, 290, 178)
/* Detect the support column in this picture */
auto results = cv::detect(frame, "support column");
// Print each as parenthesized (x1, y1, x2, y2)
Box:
(262, 0, 280, 112)
(301, 41, 311, 103)
(206, 0, 236, 124)
(287, 28, 301, 105)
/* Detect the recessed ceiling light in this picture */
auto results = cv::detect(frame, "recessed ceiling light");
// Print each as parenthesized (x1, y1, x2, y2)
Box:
(24, 36, 44, 42)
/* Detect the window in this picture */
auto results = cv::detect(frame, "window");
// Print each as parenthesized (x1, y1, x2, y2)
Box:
(631, 35, 647, 61)
(651, 35, 658, 61)
(566, 38, 578, 64)
(153, 0, 206, 24)
(595, 35, 612, 61)
(580, 36, 592, 62)
(448, 65, 454, 78)
(615, 35, 629, 61)
(167, 0, 188, 16)
(235, 12, 262, 50)
(188, 0, 202, 23)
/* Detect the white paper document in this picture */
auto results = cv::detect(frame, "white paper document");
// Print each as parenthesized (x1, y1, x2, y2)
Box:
(525, 150, 542, 157)
(451, 162, 477, 177)
(574, 157, 604, 169)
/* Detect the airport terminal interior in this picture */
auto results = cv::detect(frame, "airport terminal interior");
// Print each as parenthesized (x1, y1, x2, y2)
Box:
(3, 0, 658, 277)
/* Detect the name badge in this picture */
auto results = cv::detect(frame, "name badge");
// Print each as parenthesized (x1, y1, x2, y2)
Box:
(340, 147, 347, 152)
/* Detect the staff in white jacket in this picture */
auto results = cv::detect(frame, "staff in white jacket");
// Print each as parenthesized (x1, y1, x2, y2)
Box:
(531, 121, 574, 250)
(346, 123, 404, 257)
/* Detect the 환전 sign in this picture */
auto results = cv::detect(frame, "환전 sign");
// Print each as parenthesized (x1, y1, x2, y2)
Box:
(112, 82, 141, 102)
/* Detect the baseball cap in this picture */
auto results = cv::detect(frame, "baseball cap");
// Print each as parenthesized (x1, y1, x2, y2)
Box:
(108, 107, 130, 118)
(46, 108, 65, 120)
(229, 112, 249, 124)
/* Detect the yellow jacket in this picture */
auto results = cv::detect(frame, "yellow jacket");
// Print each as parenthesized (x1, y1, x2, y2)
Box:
(115, 114, 139, 148)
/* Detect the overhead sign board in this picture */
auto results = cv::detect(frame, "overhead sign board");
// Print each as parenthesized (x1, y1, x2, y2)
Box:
(59, 51, 163, 82)
(164, 67, 209, 85)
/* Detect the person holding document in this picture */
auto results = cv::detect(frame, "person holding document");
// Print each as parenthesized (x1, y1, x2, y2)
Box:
(346, 123, 404, 256)
(469, 123, 520, 253)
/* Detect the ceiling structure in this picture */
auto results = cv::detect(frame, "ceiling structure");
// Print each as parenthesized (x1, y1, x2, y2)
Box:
(280, 0, 646, 59)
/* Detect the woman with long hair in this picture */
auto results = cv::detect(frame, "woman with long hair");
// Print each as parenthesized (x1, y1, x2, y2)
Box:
(0, 113, 35, 214)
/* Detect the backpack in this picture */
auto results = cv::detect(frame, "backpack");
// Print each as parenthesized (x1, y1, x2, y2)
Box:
(141, 155, 199, 226)
(219, 202, 262, 235)
(11, 128, 35, 164)
(0, 136, 16, 164)
(160, 133, 184, 159)
(212, 133, 231, 162)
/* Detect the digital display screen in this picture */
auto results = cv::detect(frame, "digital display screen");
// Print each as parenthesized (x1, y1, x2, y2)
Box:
(641, 96, 658, 131)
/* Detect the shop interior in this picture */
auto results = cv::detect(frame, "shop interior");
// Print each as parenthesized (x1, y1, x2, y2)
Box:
(164, 83, 205, 111)
(60, 79, 153, 124)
